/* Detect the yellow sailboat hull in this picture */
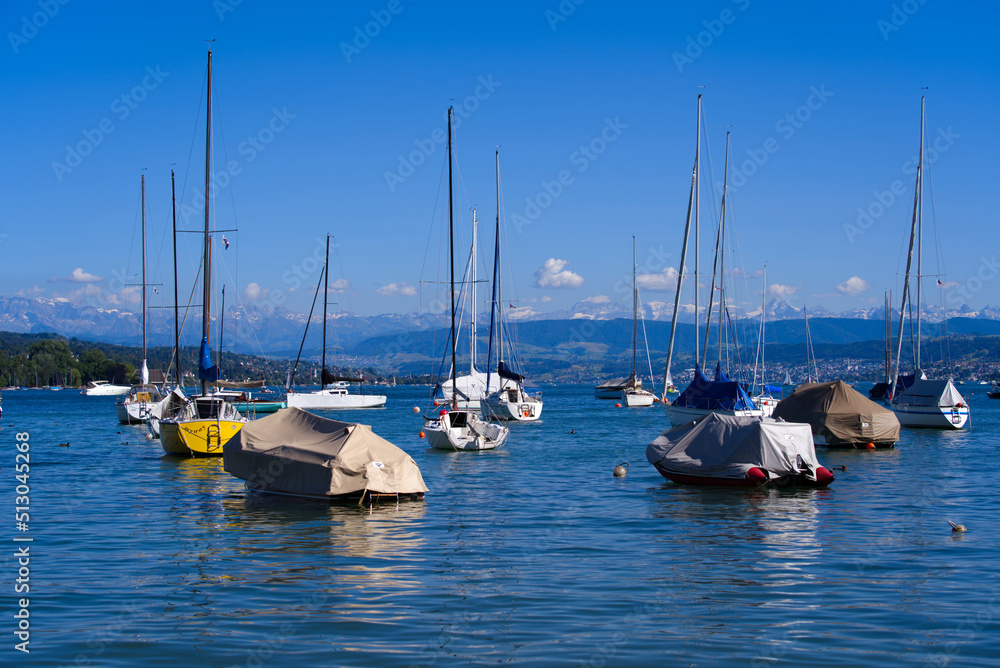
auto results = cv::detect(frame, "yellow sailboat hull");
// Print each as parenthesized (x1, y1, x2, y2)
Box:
(160, 418, 244, 457)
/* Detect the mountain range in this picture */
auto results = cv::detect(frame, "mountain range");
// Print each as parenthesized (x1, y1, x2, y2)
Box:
(2, 295, 999, 357)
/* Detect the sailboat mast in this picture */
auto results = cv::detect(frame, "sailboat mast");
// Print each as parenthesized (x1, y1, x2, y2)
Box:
(496, 153, 504, 367)
(321, 234, 329, 387)
(171, 170, 180, 387)
(890, 97, 923, 400)
(716, 132, 731, 370)
(201, 48, 213, 398)
(915, 95, 925, 371)
(694, 93, 701, 369)
(140, 173, 147, 383)
(759, 266, 767, 391)
(471, 210, 477, 375)
(663, 95, 699, 396)
(632, 236, 638, 381)
(447, 106, 457, 409)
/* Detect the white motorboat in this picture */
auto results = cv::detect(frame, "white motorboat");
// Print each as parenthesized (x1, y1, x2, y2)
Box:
(81, 380, 131, 396)
(287, 381, 386, 410)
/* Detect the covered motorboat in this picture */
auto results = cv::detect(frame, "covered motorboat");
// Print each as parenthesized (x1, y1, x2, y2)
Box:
(646, 413, 834, 487)
(772, 380, 900, 448)
(663, 364, 763, 426)
(595, 377, 631, 399)
(224, 407, 427, 502)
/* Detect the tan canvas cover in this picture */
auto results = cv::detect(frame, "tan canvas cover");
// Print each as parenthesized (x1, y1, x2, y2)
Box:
(646, 413, 821, 481)
(224, 407, 428, 497)
(772, 380, 899, 445)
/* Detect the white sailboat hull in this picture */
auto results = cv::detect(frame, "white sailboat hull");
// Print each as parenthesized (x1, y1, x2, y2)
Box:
(621, 389, 655, 407)
(482, 386, 543, 421)
(663, 403, 764, 428)
(425, 411, 509, 450)
(892, 404, 969, 429)
(286, 389, 386, 410)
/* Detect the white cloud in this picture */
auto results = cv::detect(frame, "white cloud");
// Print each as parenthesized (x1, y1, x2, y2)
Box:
(16, 286, 44, 297)
(541, 296, 553, 303)
(68, 267, 103, 283)
(938, 280, 959, 290)
(329, 278, 349, 293)
(243, 282, 268, 300)
(636, 267, 678, 291)
(535, 258, 584, 289)
(582, 295, 610, 304)
(377, 281, 417, 296)
(836, 276, 870, 297)
(769, 283, 797, 300)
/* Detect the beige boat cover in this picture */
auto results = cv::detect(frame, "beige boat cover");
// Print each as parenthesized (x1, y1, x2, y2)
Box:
(223, 407, 428, 497)
(772, 380, 900, 445)
(646, 413, 821, 481)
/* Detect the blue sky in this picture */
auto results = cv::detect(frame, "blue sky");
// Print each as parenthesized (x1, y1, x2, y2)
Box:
(2, 0, 998, 320)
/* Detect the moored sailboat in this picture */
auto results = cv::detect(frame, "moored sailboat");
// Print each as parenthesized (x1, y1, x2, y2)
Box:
(160, 49, 246, 456)
(888, 96, 969, 430)
(481, 149, 543, 422)
(661, 104, 762, 426)
(115, 174, 164, 423)
(285, 235, 386, 410)
(621, 237, 655, 407)
(424, 108, 510, 450)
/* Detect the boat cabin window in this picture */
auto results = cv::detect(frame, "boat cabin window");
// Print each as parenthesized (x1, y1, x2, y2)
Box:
(507, 389, 518, 402)
(449, 411, 468, 428)
(195, 400, 220, 419)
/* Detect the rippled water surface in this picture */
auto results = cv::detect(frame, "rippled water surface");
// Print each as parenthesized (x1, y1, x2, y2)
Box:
(5, 385, 1000, 666)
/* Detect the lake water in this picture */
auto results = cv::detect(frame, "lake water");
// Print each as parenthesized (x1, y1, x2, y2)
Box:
(4, 384, 999, 667)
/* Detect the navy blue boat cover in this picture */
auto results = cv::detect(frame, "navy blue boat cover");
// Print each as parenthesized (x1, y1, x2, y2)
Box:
(198, 336, 221, 382)
(673, 364, 758, 411)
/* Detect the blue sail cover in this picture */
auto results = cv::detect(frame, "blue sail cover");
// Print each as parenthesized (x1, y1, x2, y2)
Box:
(497, 360, 525, 383)
(673, 364, 758, 411)
(198, 336, 221, 382)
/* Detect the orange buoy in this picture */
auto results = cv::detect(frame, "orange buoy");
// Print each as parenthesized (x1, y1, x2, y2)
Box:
(412, 406, 421, 414)
(523, 410, 530, 417)
(615, 403, 622, 408)
(418, 431, 425, 439)
(866, 442, 876, 450)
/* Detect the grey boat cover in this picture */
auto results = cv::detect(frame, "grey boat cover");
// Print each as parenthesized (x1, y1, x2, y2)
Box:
(772, 380, 900, 445)
(223, 407, 428, 497)
(595, 376, 631, 390)
(646, 413, 821, 481)
(894, 378, 965, 408)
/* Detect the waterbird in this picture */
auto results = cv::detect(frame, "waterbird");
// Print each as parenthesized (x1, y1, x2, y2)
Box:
(570, 428, 575, 434)
(948, 520, 966, 532)
(613, 462, 629, 477)
(58, 442, 70, 447)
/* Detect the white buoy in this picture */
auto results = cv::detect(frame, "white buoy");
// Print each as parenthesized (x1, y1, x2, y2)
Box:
(613, 462, 629, 478)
